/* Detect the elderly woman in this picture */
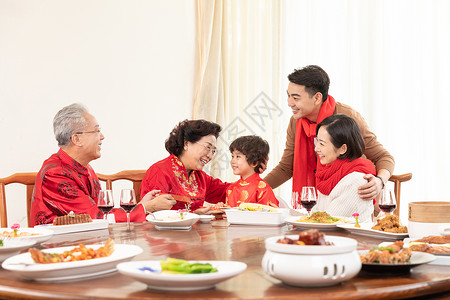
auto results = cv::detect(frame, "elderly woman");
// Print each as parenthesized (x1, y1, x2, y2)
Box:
(312, 114, 376, 222)
(30, 103, 175, 225)
(140, 120, 230, 214)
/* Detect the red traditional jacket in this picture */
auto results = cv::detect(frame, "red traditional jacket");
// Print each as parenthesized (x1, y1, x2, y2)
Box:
(140, 155, 229, 211)
(225, 173, 279, 207)
(30, 149, 146, 226)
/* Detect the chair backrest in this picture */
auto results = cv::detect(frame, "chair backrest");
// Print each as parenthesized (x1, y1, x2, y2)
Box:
(96, 170, 147, 202)
(0, 172, 37, 228)
(388, 173, 412, 217)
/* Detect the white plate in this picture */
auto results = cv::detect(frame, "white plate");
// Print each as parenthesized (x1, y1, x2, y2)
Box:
(2, 243, 142, 282)
(0, 239, 37, 262)
(285, 216, 352, 231)
(117, 260, 247, 291)
(35, 219, 109, 235)
(0, 228, 54, 244)
(225, 208, 289, 226)
(337, 223, 409, 240)
(399, 239, 450, 257)
(359, 250, 435, 273)
(146, 210, 200, 228)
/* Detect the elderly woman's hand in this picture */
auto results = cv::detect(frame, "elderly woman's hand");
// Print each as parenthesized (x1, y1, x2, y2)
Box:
(140, 190, 176, 213)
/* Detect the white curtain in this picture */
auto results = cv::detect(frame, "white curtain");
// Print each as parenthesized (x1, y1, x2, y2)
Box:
(194, 0, 285, 187)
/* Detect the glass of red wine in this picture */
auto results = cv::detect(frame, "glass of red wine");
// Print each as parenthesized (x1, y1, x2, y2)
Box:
(120, 189, 137, 230)
(97, 190, 114, 221)
(301, 186, 317, 216)
(378, 188, 396, 218)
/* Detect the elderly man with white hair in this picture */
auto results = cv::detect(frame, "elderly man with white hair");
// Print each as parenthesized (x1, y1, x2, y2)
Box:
(30, 103, 175, 225)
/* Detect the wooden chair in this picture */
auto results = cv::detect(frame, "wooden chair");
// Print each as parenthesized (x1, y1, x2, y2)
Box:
(96, 170, 147, 202)
(388, 173, 413, 217)
(0, 172, 37, 228)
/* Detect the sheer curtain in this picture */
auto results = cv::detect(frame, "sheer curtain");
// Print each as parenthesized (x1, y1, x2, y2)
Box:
(195, 0, 450, 220)
(194, 1, 285, 187)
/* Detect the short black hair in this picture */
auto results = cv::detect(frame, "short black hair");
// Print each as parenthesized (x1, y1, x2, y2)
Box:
(288, 65, 330, 102)
(229, 135, 269, 173)
(165, 119, 222, 156)
(316, 114, 364, 160)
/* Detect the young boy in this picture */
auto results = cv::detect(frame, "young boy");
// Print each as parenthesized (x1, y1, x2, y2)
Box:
(225, 135, 279, 207)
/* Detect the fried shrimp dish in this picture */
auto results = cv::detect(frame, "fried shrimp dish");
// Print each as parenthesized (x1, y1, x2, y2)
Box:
(360, 241, 412, 264)
(29, 238, 115, 264)
(371, 214, 408, 233)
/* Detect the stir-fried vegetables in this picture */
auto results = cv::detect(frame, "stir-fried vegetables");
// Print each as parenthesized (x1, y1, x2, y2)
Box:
(160, 257, 217, 274)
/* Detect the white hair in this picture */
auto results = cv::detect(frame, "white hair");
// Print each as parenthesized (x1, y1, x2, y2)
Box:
(53, 103, 89, 146)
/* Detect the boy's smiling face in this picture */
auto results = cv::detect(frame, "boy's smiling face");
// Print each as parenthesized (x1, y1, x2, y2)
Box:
(230, 150, 256, 180)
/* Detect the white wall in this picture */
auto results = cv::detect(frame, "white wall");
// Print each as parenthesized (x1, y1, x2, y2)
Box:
(0, 0, 197, 226)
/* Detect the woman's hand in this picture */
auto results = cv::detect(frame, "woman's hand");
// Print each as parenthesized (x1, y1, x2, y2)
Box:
(140, 190, 176, 213)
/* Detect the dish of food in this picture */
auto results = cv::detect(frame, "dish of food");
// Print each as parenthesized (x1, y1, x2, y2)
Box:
(2, 242, 142, 282)
(285, 212, 352, 230)
(0, 239, 36, 263)
(117, 260, 247, 291)
(403, 237, 450, 256)
(360, 241, 412, 264)
(146, 210, 200, 229)
(337, 223, 409, 240)
(276, 229, 333, 246)
(199, 215, 214, 223)
(52, 212, 92, 225)
(371, 214, 408, 233)
(358, 250, 435, 273)
(35, 219, 109, 235)
(225, 208, 289, 226)
(0, 228, 53, 244)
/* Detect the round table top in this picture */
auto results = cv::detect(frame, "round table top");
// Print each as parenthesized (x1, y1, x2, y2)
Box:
(0, 220, 449, 299)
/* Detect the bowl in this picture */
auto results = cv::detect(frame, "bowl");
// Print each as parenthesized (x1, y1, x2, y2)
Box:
(146, 210, 200, 229)
(0, 239, 37, 262)
(225, 208, 290, 226)
(262, 235, 361, 287)
(199, 215, 214, 223)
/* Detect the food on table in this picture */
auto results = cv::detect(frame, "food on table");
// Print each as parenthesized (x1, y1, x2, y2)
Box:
(296, 211, 345, 224)
(29, 238, 114, 264)
(238, 203, 278, 212)
(0, 231, 41, 238)
(371, 214, 407, 233)
(160, 257, 217, 274)
(277, 229, 333, 245)
(407, 235, 450, 254)
(360, 241, 412, 264)
(53, 211, 92, 225)
(0, 240, 3, 247)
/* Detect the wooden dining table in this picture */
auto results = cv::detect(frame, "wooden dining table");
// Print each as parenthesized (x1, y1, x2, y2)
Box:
(0, 220, 449, 300)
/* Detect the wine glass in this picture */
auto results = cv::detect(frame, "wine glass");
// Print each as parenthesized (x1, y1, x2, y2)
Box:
(378, 188, 397, 219)
(301, 186, 317, 216)
(97, 190, 114, 220)
(120, 189, 137, 230)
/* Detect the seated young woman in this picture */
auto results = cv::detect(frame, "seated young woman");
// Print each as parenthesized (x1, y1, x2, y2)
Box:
(312, 114, 376, 222)
(140, 119, 230, 214)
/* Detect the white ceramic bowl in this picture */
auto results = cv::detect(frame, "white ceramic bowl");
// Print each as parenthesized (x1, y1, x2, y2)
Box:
(262, 235, 361, 287)
(146, 210, 200, 228)
(199, 215, 214, 223)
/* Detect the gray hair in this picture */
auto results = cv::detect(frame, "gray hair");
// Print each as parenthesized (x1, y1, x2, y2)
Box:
(53, 103, 89, 146)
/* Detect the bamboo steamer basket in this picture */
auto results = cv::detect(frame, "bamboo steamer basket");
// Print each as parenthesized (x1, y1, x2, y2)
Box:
(408, 201, 450, 223)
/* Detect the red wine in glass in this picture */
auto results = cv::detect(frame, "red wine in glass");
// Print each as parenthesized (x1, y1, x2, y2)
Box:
(301, 200, 317, 211)
(98, 205, 114, 214)
(379, 204, 396, 213)
(120, 203, 136, 212)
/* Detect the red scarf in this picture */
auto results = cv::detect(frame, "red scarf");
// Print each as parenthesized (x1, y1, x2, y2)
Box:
(316, 158, 376, 195)
(292, 95, 336, 194)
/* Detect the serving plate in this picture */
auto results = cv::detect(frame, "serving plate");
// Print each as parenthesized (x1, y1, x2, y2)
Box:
(285, 216, 352, 231)
(225, 208, 289, 226)
(337, 223, 409, 240)
(0, 239, 36, 262)
(117, 260, 247, 291)
(0, 228, 54, 244)
(358, 250, 435, 273)
(146, 210, 200, 229)
(199, 215, 214, 223)
(35, 219, 109, 235)
(2, 243, 142, 282)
